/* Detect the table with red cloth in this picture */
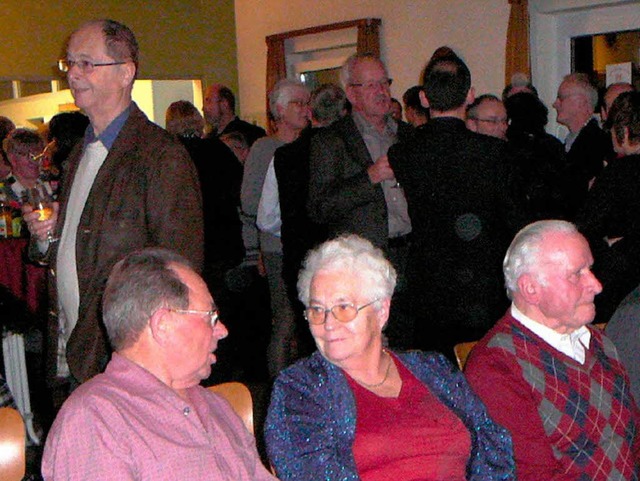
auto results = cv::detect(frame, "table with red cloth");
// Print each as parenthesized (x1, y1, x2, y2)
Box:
(0, 237, 47, 445)
(0, 238, 47, 320)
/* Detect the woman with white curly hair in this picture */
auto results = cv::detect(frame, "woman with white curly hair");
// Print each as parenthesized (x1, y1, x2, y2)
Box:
(265, 234, 515, 481)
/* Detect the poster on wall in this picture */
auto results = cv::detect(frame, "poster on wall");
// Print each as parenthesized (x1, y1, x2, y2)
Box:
(606, 62, 632, 86)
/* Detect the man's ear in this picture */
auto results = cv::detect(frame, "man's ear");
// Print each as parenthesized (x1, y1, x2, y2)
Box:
(517, 273, 540, 304)
(465, 86, 476, 107)
(274, 103, 286, 121)
(221, 99, 233, 116)
(419, 90, 429, 109)
(119, 62, 136, 88)
(149, 308, 172, 345)
(345, 85, 358, 107)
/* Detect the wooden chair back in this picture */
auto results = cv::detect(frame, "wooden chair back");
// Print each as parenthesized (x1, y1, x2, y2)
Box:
(454, 341, 477, 370)
(208, 382, 254, 434)
(0, 407, 25, 481)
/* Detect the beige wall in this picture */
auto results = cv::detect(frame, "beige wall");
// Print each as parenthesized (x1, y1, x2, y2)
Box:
(235, 0, 511, 126)
(0, 1, 238, 99)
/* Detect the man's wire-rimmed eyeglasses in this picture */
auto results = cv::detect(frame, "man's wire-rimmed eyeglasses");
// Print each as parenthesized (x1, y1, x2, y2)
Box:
(167, 308, 220, 328)
(58, 58, 127, 74)
(349, 79, 393, 90)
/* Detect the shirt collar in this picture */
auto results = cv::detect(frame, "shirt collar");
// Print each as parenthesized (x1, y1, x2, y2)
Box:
(352, 111, 397, 137)
(511, 303, 591, 364)
(108, 352, 197, 399)
(85, 103, 132, 150)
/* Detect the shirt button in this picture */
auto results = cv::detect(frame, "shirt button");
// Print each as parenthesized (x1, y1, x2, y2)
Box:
(183, 407, 190, 416)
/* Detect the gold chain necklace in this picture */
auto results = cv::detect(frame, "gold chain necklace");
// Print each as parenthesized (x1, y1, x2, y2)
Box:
(352, 351, 392, 389)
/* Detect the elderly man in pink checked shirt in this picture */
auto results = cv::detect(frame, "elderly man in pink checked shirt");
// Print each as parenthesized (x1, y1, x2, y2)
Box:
(42, 248, 276, 481)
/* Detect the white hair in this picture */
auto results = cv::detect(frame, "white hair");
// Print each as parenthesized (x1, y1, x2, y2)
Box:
(268, 79, 308, 120)
(339, 54, 385, 90)
(503, 220, 578, 299)
(563, 73, 599, 111)
(297, 235, 397, 307)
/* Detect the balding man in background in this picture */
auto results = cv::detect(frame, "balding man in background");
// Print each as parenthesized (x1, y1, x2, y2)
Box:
(204, 83, 265, 146)
(601, 82, 635, 126)
(466, 94, 508, 140)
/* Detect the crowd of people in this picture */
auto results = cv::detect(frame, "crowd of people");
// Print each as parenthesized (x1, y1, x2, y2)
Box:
(0, 16, 639, 481)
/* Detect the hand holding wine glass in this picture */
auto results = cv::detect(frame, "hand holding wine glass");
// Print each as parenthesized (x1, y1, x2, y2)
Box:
(23, 186, 59, 243)
(367, 155, 396, 184)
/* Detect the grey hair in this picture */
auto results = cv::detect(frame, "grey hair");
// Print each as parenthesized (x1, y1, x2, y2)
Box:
(563, 73, 598, 111)
(340, 53, 384, 89)
(268, 79, 308, 121)
(311, 83, 346, 125)
(102, 248, 193, 351)
(503, 220, 578, 299)
(297, 235, 397, 307)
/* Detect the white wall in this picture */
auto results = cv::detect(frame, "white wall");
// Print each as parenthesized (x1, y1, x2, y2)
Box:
(0, 80, 202, 129)
(234, 0, 511, 126)
(0, 89, 75, 129)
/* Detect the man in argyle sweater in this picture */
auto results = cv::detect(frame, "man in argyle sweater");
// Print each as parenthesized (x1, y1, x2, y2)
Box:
(466, 220, 640, 480)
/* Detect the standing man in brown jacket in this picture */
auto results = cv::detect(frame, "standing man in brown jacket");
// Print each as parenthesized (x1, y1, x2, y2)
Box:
(24, 19, 203, 401)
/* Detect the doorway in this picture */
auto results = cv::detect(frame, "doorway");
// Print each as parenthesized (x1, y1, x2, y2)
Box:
(529, 0, 640, 136)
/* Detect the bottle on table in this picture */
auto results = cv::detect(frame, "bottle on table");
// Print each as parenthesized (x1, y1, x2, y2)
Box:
(0, 187, 13, 238)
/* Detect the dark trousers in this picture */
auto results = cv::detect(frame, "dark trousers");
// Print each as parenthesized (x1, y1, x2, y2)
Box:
(384, 236, 415, 350)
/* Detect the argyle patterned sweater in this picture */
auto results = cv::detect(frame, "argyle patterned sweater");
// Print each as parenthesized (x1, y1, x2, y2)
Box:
(466, 312, 640, 481)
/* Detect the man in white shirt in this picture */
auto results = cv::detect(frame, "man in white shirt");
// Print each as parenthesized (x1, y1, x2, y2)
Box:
(465, 220, 640, 481)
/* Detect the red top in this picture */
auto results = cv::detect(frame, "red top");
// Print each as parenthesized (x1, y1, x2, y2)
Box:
(346, 354, 471, 481)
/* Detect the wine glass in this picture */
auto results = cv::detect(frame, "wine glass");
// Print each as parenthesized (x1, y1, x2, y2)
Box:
(27, 186, 58, 243)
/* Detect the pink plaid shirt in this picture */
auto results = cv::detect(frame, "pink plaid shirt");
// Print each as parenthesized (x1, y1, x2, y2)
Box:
(42, 353, 276, 481)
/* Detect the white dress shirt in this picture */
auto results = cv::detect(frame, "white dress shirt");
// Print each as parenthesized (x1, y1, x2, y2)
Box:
(511, 304, 591, 364)
(256, 157, 281, 237)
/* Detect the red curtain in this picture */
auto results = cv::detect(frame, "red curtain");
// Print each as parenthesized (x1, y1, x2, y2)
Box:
(357, 18, 381, 57)
(265, 18, 381, 130)
(265, 36, 286, 132)
(505, 0, 531, 85)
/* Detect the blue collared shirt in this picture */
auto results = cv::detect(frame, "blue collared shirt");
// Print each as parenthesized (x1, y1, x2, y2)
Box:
(84, 103, 132, 149)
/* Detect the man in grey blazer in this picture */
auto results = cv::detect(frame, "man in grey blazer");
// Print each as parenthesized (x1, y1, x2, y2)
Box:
(307, 54, 414, 346)
(308, 54, 413, 251)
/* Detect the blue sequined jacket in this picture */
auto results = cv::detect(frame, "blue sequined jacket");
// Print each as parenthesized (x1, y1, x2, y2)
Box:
(265, 350, 515, 481)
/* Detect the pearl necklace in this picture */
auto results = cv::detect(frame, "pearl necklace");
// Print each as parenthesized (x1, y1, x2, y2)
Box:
(352, 351, 392, 388)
